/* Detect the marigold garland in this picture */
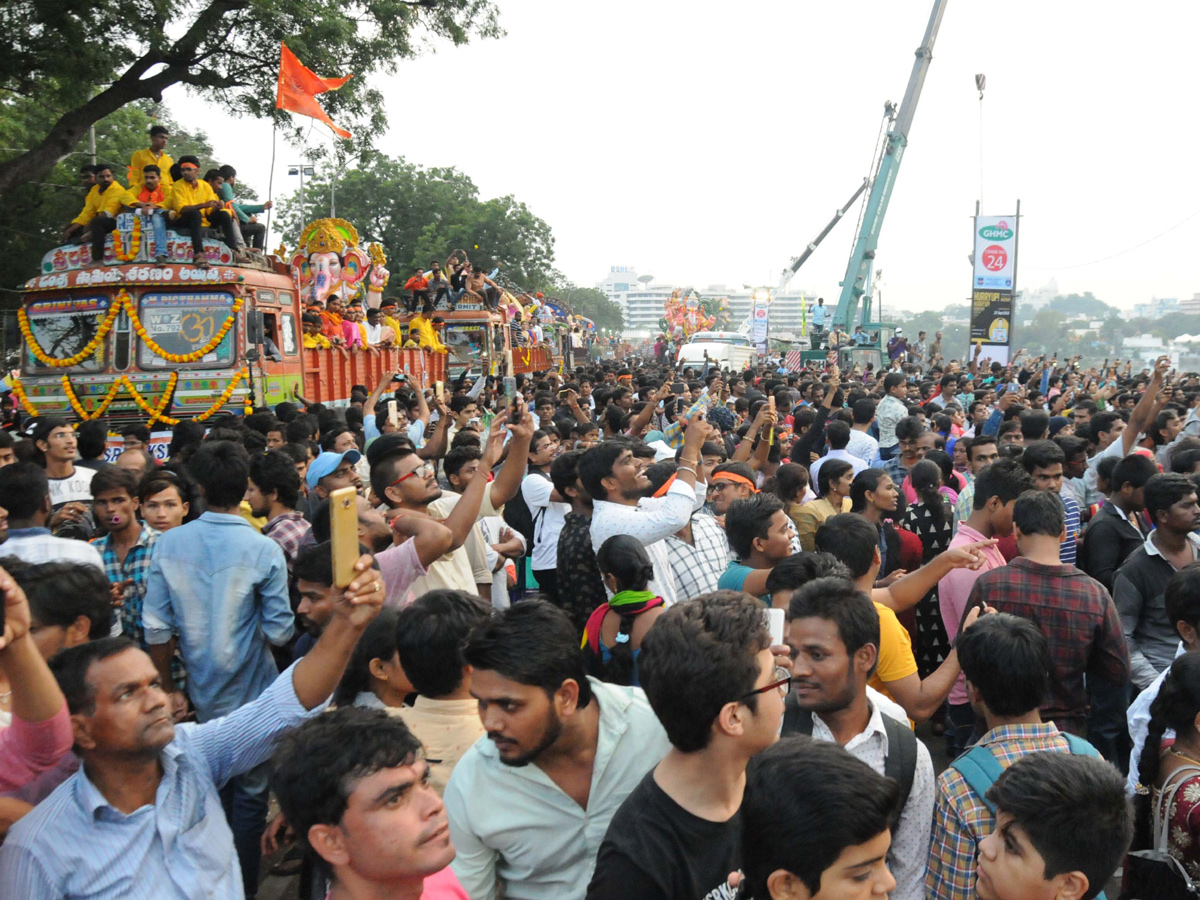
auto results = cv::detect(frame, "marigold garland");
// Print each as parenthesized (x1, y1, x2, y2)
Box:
(19, 303, 118, 368)
(118, 289, 242, 364)
(50, 370, 247, 425)
(21, 290, 241, 368)
(10, 376, 38, 418)
(111, 217, 143, 262)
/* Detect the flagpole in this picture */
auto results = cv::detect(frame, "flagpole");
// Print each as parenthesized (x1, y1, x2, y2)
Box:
(265, 120, 277, 251)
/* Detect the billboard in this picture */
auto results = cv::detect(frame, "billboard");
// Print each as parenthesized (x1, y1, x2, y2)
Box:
(969, 213, 1018, 365)
(750, 294, 770, 353)
(973, 215, 1017, 290)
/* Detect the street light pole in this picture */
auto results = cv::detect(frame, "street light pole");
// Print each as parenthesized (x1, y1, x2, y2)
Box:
(288, 164, 315, 225)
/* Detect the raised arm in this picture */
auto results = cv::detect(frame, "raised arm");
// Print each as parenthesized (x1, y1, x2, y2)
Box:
(487, 400, 535, 509)
(874, 539, 994, 612)
(389, 511, 455, 570)
(442, 410, 509, 548)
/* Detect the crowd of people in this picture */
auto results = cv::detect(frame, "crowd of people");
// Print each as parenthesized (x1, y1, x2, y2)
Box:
(67, 125, 271, 267)
(4, 334, 1200, 900)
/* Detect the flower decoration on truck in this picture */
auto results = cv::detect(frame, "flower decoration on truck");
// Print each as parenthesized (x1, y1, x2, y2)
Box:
(51, 369, 246, 426)
(111, 217, 143, 263)
(20, 290, 242, 368)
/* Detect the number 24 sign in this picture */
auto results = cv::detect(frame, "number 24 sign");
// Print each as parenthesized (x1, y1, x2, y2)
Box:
(981, 244, 1008, 272)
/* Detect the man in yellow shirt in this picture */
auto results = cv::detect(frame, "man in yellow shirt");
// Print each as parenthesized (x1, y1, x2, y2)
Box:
(407, 311, 448, 353)
(62, 162, 126, 263)
(301, 313, 333, 349)
(128, 125, 174, 194)
(164, 155, 243, 265)
(378, 298, 404, 340)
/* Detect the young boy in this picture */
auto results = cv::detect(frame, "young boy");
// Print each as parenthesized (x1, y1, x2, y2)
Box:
(90, 467, 160, 644)
(976, 751, 1132, 900)
(739, 735, 899, 899)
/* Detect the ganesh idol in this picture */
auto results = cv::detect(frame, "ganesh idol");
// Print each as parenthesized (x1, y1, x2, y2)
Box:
(290, 218, 389, 310)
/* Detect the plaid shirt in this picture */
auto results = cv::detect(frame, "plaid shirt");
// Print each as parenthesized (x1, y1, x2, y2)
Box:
(926, 722, 1077, 900)
(664, 513, 731, 602)
(661, 396, 720, 448)
(261, 510, 312, 575)
(93, 525, 160, 645)
(966, 558, 1130, 726)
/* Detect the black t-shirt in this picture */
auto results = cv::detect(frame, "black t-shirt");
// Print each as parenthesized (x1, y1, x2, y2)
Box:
(586, 770, 741, 900)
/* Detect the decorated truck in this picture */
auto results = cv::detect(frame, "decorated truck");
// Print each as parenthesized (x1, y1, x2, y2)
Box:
(13, 215, 547, 425)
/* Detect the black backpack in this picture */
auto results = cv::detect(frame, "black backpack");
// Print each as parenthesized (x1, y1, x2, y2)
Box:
(504, 470, 551, 551)
(780, 694, 917, 832)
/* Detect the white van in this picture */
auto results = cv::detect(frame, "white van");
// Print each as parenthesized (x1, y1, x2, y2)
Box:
(676, 332, 757, 371)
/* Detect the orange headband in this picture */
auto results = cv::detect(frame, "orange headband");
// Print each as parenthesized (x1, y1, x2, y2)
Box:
(711, 473, 758, 491)
(179, 163, 199, 170)
(652, 473, 677, 498)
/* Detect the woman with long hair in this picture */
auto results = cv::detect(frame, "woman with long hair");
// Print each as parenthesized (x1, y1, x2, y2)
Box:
(768, 462, 812, 535)
(1131, 653, 1200, 883)
(583, 535, 666, 687)
(850, 468, 921, 584)
(900, 459, 954, 683)
(332, 608, 414, 710)
(793, 457, 854, 551)
(901, 447, 964, 505)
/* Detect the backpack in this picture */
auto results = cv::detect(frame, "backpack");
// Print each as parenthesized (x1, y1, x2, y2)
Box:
(503, 470, 550, 551)
(950, 736, 1109, 900)
(781, 694, 917, 833)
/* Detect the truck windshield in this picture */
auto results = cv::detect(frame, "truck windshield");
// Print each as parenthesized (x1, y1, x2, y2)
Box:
(137, 291, 237, 369)
(23, 295, 112, 373)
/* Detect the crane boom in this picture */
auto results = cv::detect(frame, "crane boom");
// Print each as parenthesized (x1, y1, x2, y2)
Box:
(777, 178, 869, 291)
(832, 0, 949, 328)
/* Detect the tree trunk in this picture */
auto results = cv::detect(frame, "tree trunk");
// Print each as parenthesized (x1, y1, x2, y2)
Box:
(0, 65, 181, 197)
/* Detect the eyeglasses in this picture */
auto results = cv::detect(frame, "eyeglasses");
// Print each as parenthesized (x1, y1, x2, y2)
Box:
(389, 462, 433, 488)
(737, 666, 792, 701)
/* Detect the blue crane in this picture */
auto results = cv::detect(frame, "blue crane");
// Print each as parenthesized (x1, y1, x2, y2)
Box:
(832, 0, 949, 329)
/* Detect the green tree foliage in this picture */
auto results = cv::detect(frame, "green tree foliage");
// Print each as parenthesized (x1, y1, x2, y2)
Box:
(547, 286, 624, 335)
(277, 151, 557, 293)
(1047, 292, 1118, 318)
(0, 0, 501, 195)
(0, 101, 217, 294)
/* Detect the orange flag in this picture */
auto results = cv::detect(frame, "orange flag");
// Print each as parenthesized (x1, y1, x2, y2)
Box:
(275, 43, 354, 139)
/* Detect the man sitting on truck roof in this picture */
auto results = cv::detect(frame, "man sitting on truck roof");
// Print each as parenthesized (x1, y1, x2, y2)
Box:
(62, 162, 125, 264)
(123, 164, 170, 266)
(163, 155, 245, 266)
(128, 124, 173, 194)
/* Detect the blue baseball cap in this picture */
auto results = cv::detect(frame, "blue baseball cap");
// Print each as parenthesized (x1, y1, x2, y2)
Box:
(306, 449, 362, 490)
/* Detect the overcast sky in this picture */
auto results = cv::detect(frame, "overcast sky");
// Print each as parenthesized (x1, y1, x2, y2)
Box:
(168, 0, 1200, 314)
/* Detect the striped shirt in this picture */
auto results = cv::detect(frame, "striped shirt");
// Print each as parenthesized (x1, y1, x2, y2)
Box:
(1060, 491, 1081, 566)
(664, 512, 731, 602)
(926, 722, 1079, 900)
(0, 662, 320, 900)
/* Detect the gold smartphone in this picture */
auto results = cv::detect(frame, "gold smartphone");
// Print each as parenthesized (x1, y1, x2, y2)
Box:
(329, 486, 359, 588)
(434, 381, 444, 402)
(387, 399, 398, 429)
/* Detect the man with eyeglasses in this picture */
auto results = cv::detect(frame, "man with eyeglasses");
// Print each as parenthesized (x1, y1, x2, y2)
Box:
(370, 408, 534, 599)
(586, 591, 784, 900)
(779, 576, 935, 900)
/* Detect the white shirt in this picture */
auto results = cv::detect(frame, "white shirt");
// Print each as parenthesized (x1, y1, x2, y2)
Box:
(3, 528, 104, 571)
(809, 448, 869, 491)
(846, 429, 881, 464)
(811, 700, 935, 900)
(876, 395, 908, 448)
(521, 473, 568, 572)
(1127, 641, 1188, 797)
(478, 515, 523, 610)
(590, 478, 705, 607)
(444, 678, 671, 900)
(47, 466, 96, 509)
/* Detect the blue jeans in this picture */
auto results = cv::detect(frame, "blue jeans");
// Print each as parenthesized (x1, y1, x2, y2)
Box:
(945, 702, 978, 758)
(220, 760, 271, 898)
(141, 210, 169, 259)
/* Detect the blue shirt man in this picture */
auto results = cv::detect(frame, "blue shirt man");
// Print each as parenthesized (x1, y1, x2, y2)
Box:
(143, 510, 293, 720)
(811, 299, 828, 329)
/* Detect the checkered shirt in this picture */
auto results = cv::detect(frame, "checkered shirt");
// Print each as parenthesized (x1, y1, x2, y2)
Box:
(926, 723, 1077, 900)
(94, 525, 160, 644)
(966, 558, 1130, 723)
(665, 512, 731, 602)
(261, 510, 312, 575)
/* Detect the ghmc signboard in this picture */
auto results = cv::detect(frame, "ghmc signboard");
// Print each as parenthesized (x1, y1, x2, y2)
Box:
(973, 215, 1017, 290)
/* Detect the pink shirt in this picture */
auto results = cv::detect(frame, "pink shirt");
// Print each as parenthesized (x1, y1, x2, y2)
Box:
(0, 701, 74, 792)
(939, 523, 1008, 705)
(377, 538, 427, 607)
(340, 319, 362, 348)
(324, 866, 466, 900)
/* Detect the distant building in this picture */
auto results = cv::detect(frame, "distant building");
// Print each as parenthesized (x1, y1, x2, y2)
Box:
(1181, 294, 1200, 317)
(1132, 296, 1180, 320)
(1017, 279, 1059, 313)
(597, 267, 821, 338)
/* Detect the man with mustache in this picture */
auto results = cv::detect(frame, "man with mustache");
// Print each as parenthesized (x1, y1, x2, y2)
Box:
(445, 601, 670, 900)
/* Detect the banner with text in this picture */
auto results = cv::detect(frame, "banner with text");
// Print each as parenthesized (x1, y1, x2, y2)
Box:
(970, 214, 1018, 365)
(750, 295, 770, 353)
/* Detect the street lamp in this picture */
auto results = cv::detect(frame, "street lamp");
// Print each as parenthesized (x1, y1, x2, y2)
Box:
(288, 164, 315, 223)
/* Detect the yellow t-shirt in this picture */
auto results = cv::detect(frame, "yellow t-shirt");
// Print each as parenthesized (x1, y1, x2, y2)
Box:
(164, 178, 219, 225)
(72, 182, 129, 226)
(128, 148, 174, 192)
(868, 601, 920, 710)
(303, 332, 331, 349)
